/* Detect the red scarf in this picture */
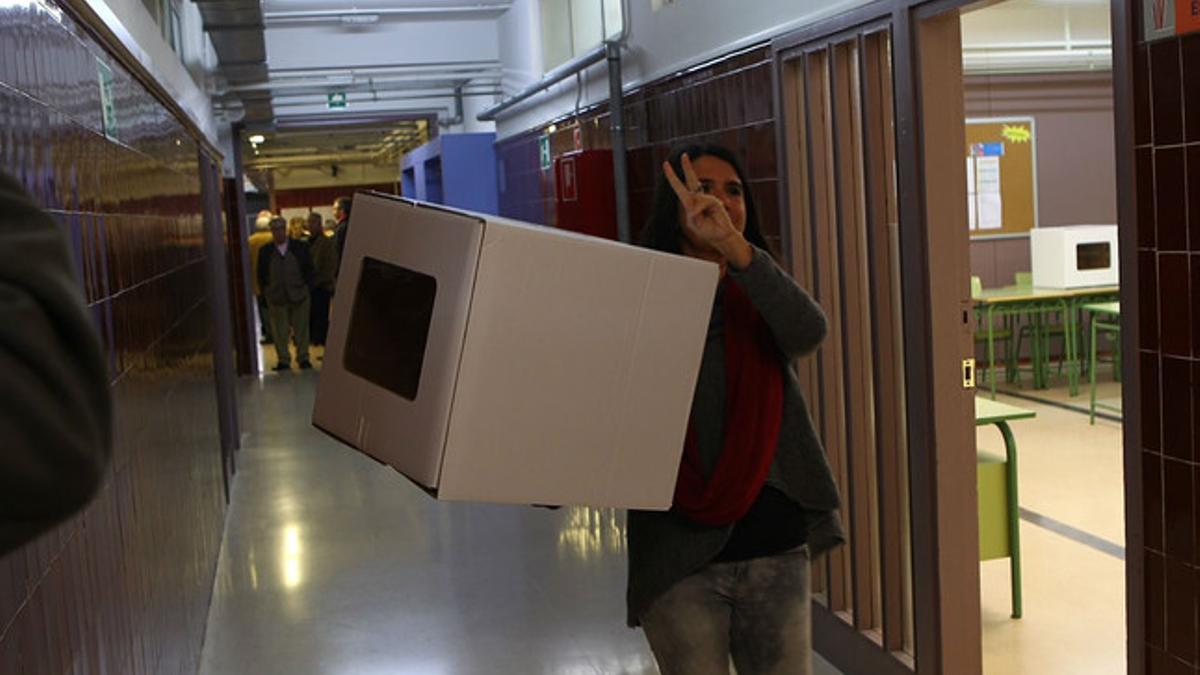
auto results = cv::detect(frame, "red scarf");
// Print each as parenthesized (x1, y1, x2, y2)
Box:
(673, 278, 785, 526)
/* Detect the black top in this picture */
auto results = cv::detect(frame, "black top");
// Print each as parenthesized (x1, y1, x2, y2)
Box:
(256, 237, 316, 295)
(712, 485, 808, 562)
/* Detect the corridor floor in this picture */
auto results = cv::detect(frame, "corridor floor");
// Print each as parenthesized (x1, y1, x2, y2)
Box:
(198, 372, 843, 675)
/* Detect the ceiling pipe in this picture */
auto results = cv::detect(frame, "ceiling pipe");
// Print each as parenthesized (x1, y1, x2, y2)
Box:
(438, 85, 466, 128)
(607, 40, 630, 243)
(256, 111, 439, 130)
(227, 74, 500, 94)
(268, 59, 501, 75)
(477, 0, 630, 123)
(264, 4, 511, 25)
(267, 90, 500, 109)
(606, 0, 633, 242)
(219, 85, 498, 111)
(475, 45, 607, 122)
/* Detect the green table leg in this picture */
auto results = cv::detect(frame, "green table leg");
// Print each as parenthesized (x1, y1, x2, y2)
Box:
(996, 420, 1023, 619)
(1090, 317, 1121, 423)
(1032, 310, 1045, 389)
(1114, 333, 1122, 382)
(1090, 318, 1099, 425)
(1068, 299, 1080, 396)
(987, 305, 998, 400)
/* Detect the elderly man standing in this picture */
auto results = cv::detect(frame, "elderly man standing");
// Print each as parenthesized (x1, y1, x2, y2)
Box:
(306, 212, 337, 348)
(247, 210, 275, 344)
(257, 216, 315, 371)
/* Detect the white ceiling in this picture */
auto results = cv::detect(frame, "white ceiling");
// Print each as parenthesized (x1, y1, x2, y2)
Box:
(961, 0, 1112, 73)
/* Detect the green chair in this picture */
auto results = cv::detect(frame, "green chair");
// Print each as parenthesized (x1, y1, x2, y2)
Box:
(972, 277, 1016, 386)
(1014, 271, 1067, 388)
(1088, 303, 1121, 424)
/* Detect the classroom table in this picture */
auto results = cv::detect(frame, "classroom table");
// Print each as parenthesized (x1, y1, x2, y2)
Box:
(976, 396, 1036, 619)
(973, 285, 1119, 399)
(1082, 301, 1121, 424)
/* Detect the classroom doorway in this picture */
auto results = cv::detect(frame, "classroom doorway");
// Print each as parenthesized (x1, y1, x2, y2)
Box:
(920, 0, 1128, 672)
(774, 0, 1129, 671)
(776, 13, 981, 673)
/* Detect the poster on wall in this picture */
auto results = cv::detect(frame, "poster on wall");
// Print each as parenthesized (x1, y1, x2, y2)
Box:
(1144, 0, 1200, 40)
(976, 156, 1003, 230)
(97, 58, 117, 141)
(966, 118, 1037, 239)
(1179, 0, 1200, 35)
(966, 157, 977, 230)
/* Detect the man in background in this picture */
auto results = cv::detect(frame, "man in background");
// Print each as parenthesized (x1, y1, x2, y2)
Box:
(332, 196, 352, 258)
(247, 210, 275, 344)
(1, 169, 111, 556)
(257, 216, 315, 371)
(306, 212, 337, 348)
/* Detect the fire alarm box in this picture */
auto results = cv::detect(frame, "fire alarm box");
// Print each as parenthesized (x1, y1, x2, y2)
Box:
(554, 149, 616, 240)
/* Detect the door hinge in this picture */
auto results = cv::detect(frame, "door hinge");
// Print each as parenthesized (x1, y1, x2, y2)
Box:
(963, 358, 976, 389)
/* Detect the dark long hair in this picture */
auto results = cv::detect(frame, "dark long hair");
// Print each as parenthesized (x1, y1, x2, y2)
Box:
(639, 144, 771, 256)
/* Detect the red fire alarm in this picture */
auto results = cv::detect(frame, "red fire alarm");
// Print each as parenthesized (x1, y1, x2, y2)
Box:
(554, 150, 616, 240)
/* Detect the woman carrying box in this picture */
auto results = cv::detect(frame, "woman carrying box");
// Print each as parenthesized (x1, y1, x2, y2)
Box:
(628, 145, 844, 675)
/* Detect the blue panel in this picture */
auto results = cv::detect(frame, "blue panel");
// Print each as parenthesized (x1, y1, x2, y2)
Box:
(399, 133, 498, 214)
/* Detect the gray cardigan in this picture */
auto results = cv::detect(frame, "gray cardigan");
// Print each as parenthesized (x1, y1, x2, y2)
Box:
(626, 246, 844, 627)
(0, 170, 112, 556)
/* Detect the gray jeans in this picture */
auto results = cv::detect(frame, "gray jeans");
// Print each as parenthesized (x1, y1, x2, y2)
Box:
(641, 546, 811, 675)
(268, 295, 311, 366)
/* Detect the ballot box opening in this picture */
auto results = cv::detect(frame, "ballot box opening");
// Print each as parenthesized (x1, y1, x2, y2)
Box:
(343, 257, 438, 401)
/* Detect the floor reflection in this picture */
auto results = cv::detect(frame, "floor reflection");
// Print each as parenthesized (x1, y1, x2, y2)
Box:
(558, 507, 627, 563)
(199, 375, 654, 675)
(199, 374, 844, 675)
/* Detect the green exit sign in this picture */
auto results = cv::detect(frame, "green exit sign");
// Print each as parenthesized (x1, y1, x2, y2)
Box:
(327, 91, 347, 109)
(539, 135, 551, 171)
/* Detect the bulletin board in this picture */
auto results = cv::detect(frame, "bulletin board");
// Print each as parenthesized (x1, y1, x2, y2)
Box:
(965, 117, 1037, 239)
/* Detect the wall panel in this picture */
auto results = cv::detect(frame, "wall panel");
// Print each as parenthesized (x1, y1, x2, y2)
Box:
(0, 1, 225, 672)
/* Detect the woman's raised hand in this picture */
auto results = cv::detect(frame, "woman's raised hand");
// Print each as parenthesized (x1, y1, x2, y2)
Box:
(662, 154, 739, 249)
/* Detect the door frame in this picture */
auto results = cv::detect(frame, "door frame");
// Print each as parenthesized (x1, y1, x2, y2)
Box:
(771, 0, 1140, 670)
(1109, 0, 1142, 669)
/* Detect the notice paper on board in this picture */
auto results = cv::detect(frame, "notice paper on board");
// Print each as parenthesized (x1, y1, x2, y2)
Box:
(966, 157, 978, 230)
(975, 157, 1003, 230)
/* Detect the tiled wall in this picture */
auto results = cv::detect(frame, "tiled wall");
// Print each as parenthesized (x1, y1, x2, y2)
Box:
(0, 1, 226, 673)
(497, 47, 782, 253)
(1133, 23, 1200, 675)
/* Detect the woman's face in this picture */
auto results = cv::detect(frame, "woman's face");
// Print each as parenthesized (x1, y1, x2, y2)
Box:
(676, 155, 747, 253)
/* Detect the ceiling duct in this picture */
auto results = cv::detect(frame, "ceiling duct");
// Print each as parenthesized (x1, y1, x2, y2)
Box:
(262, 4, 512, 26)
(194, 0, 274, 125)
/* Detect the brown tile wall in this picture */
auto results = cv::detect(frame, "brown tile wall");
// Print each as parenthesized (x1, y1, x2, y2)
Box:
(0, 2, 226, 673)
(496, 47, 782, 253)
(1133, 18, 1200, 674)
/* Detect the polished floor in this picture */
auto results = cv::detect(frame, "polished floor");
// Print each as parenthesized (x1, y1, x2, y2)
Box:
(978, 385, 1125, 675)
(198, 370, 843, 675)
(200, 347, 1123, 674)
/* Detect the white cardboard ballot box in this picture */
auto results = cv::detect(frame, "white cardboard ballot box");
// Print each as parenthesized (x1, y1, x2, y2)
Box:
(312, 193, 719, 509)
(1030, 225, 1119, 289)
